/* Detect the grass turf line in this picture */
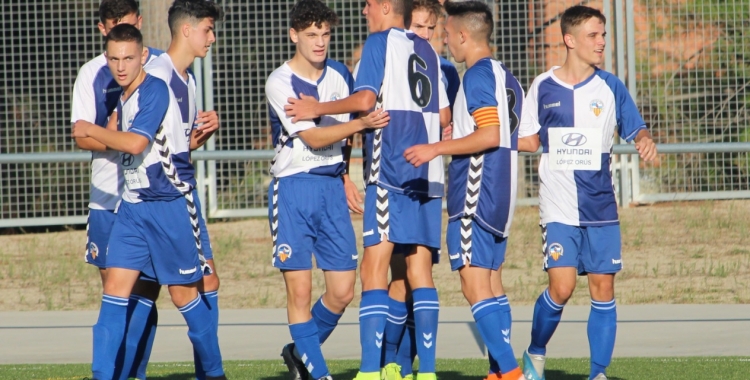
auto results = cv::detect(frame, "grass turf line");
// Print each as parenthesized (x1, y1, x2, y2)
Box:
(1, 357, 749, 379)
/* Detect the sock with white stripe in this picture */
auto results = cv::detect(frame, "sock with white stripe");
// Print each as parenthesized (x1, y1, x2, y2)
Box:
(180, 295, 224, 377)
(396, 299, 416, 377)
(92, 294, 129, 380)
(312, 296, 342, 344)
(488, 295, 512, 374)
(358, 289, 389, 373)
(290, 319, 329, 379)
(472, 298, 518, 374)
(117, 295, 155, 380)
(383, 297, 407, 365)
(528, 288, 565, 356)
(412, 287, 439, 374)
(133, 305, 157, 379)
(588, 298, 617, 380)
(194, 291, 219, 380)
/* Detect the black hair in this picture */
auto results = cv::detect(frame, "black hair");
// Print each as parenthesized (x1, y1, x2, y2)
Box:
(443, 0, 493, 42)
(289, 0, 339, 31)
(560, 5, 606, 36)
(104, 23, 143, 50)
(99, 0, 140, 24)
(168, 0, 224, 36)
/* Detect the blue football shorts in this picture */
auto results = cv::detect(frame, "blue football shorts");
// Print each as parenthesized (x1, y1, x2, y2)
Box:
(542, 222, 622, 275)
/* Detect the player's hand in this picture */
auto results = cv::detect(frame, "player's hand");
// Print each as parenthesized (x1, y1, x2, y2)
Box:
(361, 108, 389, 130)
(195, 110, 220, 136)
(635, 134, 657, 162)
(342, 174, 364, 214)
(71, 120, 94, 138)
(404, 144, 438, 168)
(285, 94, 320, 123)
(442, 122, 453, 141)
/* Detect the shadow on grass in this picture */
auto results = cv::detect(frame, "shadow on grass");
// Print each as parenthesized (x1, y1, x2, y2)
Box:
(543, 370, 625, 380)
(258, 367, 359, 380)
(146, 374, 196, 380)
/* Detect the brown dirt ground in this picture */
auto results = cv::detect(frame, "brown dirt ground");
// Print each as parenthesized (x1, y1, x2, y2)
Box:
(0, 200, 748, 311)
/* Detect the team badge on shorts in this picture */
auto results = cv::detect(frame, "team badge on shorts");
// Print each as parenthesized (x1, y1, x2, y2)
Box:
(276, 244, 292, 262)
(89, 242, 99, 260)
(548, 242, 564, 261)
(590, 99, 604, 117)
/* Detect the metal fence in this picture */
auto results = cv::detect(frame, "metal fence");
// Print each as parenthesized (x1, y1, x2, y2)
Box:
(0, 0, 748, 227)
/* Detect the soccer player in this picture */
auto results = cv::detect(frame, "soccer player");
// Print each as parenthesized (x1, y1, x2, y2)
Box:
(136, 1, 225, 379)
(71, 24, 226, 380)
(285, 1, 450, 379)
(516, 6, 657, 380)
(265, 1, 390, 380)
(381, 1, 458, 379)
(70, 1, 163, 378)
(403, 1, 525, 379)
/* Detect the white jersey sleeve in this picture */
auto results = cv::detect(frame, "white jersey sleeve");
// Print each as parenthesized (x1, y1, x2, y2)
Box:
(518, 74, 543, 138)
(265, 73, 317, 137)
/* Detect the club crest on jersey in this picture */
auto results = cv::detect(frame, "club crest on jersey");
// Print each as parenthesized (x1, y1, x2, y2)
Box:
(277, 244, 292, 262)
(330, 93, 341, 101)
(548, 243, 564, 261)
(89, 242, 99, 259)
(590, 99, 604, 117)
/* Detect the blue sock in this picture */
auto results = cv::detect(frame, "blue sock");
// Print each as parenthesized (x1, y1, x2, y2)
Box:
(117, 295, 155, 380)
(472, 298, 518, 374)
(383, 297, 407, 365)
(312, 297, 342, 344)
(194, 291, 219, 380)
(290, 319, 329, 379)
(134, 305, 158, 379)
(396, 299, 415, 377)
(92, 295, 129, 380)
(488, 295, 512, 374)
(528, 289, 564, 356)
(359, 289, 389, 373)
(179, 295, 224, 378)
(588, 299, 617, 380)
(412, 287, 439, 374)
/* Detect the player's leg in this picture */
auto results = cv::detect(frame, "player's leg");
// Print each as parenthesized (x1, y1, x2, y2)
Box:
(119, 278, 161, 380)
(167, 282, 225, 379)
(583, 225, 621, 380)
(356, 185, 396, 379)
(487, 267, 509, 376)
(525, 223, 581, 380)
(316, 270, 355, 343)
(404, 244, 439, 379)
(383, 253, 409, 378)
(194, 192, 220, 380)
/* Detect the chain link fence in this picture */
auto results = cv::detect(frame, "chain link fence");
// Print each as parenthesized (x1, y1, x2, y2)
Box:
(1, 0, 748, 226)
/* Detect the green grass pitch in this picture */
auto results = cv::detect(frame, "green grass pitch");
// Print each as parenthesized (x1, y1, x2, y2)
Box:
(1, 357, 749, 379)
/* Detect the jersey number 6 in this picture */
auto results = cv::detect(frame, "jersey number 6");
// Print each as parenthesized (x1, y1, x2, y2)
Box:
(407, 54, 432, 108)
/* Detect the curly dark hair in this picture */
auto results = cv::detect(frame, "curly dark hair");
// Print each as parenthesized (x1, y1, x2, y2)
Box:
(99, 0, 139, 24)
(168, 0, 224, 36)
(289, 0, 340, 31)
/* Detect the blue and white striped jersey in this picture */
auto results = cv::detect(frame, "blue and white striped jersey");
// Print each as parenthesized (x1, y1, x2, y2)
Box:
(116, 74, 194, 203)
(439, 56, 460, 111)
(355, 28, 448, 198)
(144, 54, 197, 144)
(266, 59, 353, 178)
(70, 48, 162, 210)
(519, 67, 647, 226)
(447, 58, 523, 238)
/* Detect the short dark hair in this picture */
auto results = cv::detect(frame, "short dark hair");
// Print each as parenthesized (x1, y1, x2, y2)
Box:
(168, 0, 224, 36)
(378, 0, 413, 26)
(104, 23, 143, 50)
(412, 0, 443, 21)
(289, 0, 339, 31)
(99, 0, 140, 24)
(560, 6, 606, 36)
(443, 0, 493, 42)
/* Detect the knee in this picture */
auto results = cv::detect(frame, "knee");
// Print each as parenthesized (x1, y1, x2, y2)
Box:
(548, 282, 575, 305)
(327, 286, 354, 309)
(200, 273, 220, 293)
(589, 280, 615, 301)
(169, 285, 199, 308)
(287, 284, 312, 311)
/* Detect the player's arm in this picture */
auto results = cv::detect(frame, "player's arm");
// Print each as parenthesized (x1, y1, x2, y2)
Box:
(341, 136, 363, 214)
(285, 90, 377, 123)
(71, 121, 149, 155)
(634, 128, 657, 162)
(74, 114, 118, 151)
(297, 109, 389, 149)
(190, 109, 219, 150)
(518, 135, 540, 152)
(517, 77, 542, 152)
(404, 107, 500, 167)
